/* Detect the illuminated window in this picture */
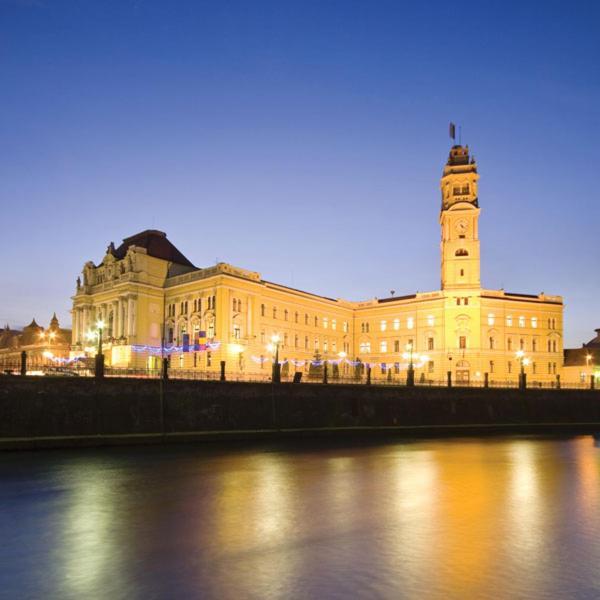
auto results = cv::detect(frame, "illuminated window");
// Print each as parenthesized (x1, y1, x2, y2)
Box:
(519, 316, 525, 327)
(207, 322, 215, 338)
(380, 341, 387, 353)
(323, 339, 328, 353)
(314, 338, 319, 350)
(488, 313, 495, 326)
(323, 317, 328, 329)
(407, 317, 414, 329)
(380, 320, 387, 332)
(427, 315, 434, 327)
(332, 319, 336, 330)
(359, 342, 371, 353)
(531, 317, 538, 328)
(343, 321, 348, 333)
(393, 318, 400, 330)
(332, 340, 337, 352)
(233, 325, 241, 339)
(506, 315, 513, 327)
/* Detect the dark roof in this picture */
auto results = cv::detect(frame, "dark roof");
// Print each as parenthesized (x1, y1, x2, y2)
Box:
(113, 230, 195, 268)
(584, 328, 600, 348)
(564, 348, 600, 367)
(378, 294, 417, 303)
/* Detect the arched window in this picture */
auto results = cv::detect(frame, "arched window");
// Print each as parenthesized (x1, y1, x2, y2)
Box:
(455, 248, 469, 256)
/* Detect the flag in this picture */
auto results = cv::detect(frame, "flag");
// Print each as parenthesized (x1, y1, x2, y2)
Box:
(449, 122, 456, 140)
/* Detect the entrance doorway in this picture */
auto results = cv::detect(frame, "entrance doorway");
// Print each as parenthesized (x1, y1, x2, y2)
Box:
(456, 360, 470, 384)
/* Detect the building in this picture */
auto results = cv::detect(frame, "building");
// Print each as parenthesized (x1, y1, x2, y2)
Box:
(71, 144, 564, 383)
(0, 314, 71, 372)
(563, 329, 600, 385)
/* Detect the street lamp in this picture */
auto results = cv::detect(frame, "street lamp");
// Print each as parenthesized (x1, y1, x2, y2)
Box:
(516, 350, 528, 388)
(87, 319, 105, 378)
(267, 334, 281, 383)
(402, 342, 415, 386)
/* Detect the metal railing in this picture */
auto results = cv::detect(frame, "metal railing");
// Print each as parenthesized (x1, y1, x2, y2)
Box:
(0, 360, 596, 390)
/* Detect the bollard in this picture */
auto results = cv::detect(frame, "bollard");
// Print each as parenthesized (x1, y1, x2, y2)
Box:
(272, 361, 281, 384)
(447, 371, 452, 388)
(162, 357, 169, 380)
(556, 374, 561, 389)
(20, 351, 27, 376)
(484, 372, 489, 388)
(366, 366, 371, 385)
(323, 362, 328, 384)
(519, 372, 527, 390)
(406, 367, 415, 387)
(220, 360, 226, 381)
(94, 353, 105, 379)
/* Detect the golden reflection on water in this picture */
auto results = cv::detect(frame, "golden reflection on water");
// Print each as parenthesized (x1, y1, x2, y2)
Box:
(7, 436, 600, 599)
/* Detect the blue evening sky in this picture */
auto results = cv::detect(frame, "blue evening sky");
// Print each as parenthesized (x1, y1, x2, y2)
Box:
(1, 0, 598, 346)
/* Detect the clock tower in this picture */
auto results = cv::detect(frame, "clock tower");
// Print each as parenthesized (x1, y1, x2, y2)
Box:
(439, 145, 481, 290)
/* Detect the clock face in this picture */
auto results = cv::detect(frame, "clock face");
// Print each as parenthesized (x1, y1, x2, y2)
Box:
(455, 219, 468, 234)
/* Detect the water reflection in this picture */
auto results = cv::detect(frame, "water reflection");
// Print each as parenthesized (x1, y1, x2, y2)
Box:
(1, 436, 600, 599)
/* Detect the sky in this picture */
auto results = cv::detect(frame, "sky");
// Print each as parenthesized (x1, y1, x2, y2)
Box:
(1, 0, 598, 346)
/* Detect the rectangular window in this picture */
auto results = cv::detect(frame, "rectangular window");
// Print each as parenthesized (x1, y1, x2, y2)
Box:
(489, 360, 495, 374)
(359, 342, 371, 353)
(343, 321, 348, 333)
(381, 363, 387, 373)
(394, 340, 400, 353)
(519, 316, 525, 327)
(332, 319, 336, 330)
(323, 339, 328, 353)
(428, 360, 434, 373)
(380, 320, 387, 332)
(233, 325, 241, 339)
(323, 317, 328, 329)
(394, 362, 400, 374)
(427, 315, 434, 327)
(407, 317, 414, 330)
(508, 361, 512, 374)
(380, 341, 387, 353)
(531, 317, 538, 328)
(393, 318, 400, 330)
(488, 313, 495, 326)
(459, 336, 466, 349)
(428, 337, 434, 351)
(506, 315, 513, 327)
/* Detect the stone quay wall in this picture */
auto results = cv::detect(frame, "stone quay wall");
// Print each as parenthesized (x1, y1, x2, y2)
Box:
(1, 376, 600, 448)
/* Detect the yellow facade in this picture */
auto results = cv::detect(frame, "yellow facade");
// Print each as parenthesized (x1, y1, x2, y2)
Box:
(71, 144, 565, 384)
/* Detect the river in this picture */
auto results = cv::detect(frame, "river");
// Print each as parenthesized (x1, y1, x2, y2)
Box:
(1, 435, 599, 599)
